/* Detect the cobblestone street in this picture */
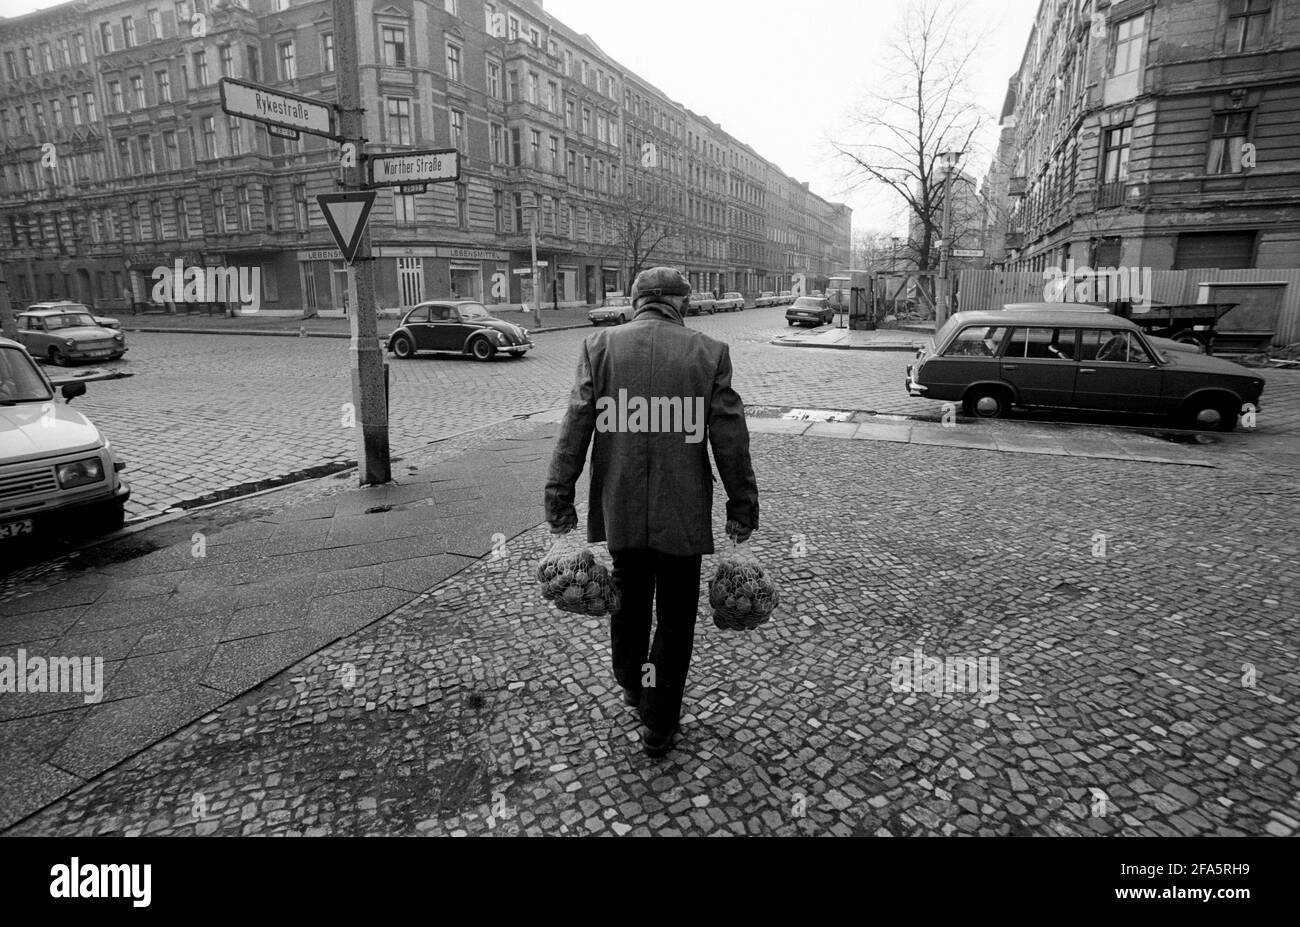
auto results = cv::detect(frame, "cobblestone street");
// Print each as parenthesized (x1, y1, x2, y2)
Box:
(6, 419, 1298, 837)
(49, 306, 1300, 522)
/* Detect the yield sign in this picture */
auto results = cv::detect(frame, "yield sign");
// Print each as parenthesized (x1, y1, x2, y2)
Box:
(316, 192, 376, 265)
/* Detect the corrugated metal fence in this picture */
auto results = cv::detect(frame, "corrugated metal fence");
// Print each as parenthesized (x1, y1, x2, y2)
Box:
(956, 268, 1300, 347)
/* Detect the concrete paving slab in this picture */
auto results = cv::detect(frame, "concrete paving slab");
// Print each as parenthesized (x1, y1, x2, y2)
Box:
(0, 760, 83, 831)
(0, 606, 87, 647)
(745, 418, 812, 436)
(805, 422, 861, 439)
(910, 427, 999, 450)
(851, 422, 914, 443)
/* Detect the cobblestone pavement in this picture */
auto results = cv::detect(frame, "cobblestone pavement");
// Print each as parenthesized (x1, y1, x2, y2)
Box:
(7, 420, 1298, 837)
(42, 307, 1300, 523)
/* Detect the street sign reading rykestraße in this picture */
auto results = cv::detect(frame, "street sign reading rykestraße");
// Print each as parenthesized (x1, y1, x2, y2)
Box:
(219, 77, 335, 139)
(369, 149, 461, 188)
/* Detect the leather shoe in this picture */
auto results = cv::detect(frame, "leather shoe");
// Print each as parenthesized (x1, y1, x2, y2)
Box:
(622, 687, 641, 707)
(641, 725, 676, 758)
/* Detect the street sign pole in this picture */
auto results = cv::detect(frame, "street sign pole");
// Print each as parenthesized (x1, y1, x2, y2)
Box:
(333, 0, 389, 486)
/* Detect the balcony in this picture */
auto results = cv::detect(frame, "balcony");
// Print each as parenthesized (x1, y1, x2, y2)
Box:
(505, 99, 565, 131)
(1094, 180, 1129, 208)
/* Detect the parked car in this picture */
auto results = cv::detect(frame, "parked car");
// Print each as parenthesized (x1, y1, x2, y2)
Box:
(386, 300, 533, 361)
(687, 296, 717, 316)
(904, 307, 1266, 431)
(785, 296, 835, 327)
(755, 291, 778, 307)
(25, 300, 120, 330)
(588, 296, 635, 326)
(16, 307, 128, 365)
(777, 291, 795, 305)
(715, 292, 745, 312)
(0, 337, 130, 539)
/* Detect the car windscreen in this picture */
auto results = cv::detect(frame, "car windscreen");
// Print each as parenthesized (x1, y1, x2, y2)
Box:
(792, 298, 823, 308)
(457, 303, 491, 320)
(45, 313, 98, 329)
(0, 346, 53, 403)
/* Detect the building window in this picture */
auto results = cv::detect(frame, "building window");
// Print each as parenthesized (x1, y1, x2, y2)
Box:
(530, 129, 540, 167)
(529, 27, 539, 47)
(108, 81, 124, 113)
(220, 44, 233, 77)
(385, 98, 411, 145)
(238, 186, 251, 231)
(583, 154, 592, 187)
(382, 26, 406, 68)
(394, 192, 416, 225)
(506, 69, 519, 101)
(1207, 111, 1251, 174)
(40, 43, 53, 72)
(138, 134, 155, 172)
(484, 2, 497, 34)
(581, 107, 591, 136)
(278, 42, 295, 80)
(228, 116, 243, 155)
(247, 45, 260, 81)
(563, 49, 572, 76)
(564, 99, 574, 129)
(445, 0, 458, 16)
(513, 191, 523, 233)
(163, 130, 178, 169)
(510, 127, 520, 165)
(175, 197, 190, 238)
(456, 182, 467, 228)
(494, 189, 503, 232)
(450, 108, 465, 152)
(131, 75, 146, 109)
(150, 199, 163, 239)
(213, 190, 227, 233)
(322, 33, 335, 73)
(99, 23, 114, 53)
(1227, 0, 1271, 53)
(491, 122, 504, 163)
(68, 95, 82, 125)
(508, 15, 519, 40)
(446, 42, 462, 82)
(156, 69, 172, 102)
(1101, 125, 1131, 182)
(549, 135, 559, 172)
(1111, 14, 1145, 76)
(547, 81, 557, 112)
(566, 150, 575, 182)
(293, 182, 308, 229)
(194, 49, 209, 85)
(3, 52, 14, 80)
(75, 34, 88, 64)
(201, 114, 216, 159)
(51, 99, 63, 128)
(147, 8, 162, 40)
(83, 92, 97, 122)
(487, 60, 501, 98)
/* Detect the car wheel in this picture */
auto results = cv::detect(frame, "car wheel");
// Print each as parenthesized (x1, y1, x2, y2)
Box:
(1181, 396, 1239, 432)
(471, 337, 496, 362)
(962, 386, 1010, 419)
(48, 346, 69, 366)
(391, 334, 415, 359)
(787, 320, 795, 327)
(1173, 332, 1207, 354)
(90, 498, 126, 535)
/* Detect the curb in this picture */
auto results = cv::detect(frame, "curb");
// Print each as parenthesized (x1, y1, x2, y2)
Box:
(769, 337, 923, 351)
(123, 322, 595, 339)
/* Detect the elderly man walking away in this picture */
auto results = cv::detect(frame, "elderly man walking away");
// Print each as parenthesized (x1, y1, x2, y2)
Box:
(545, 267, 759, 757)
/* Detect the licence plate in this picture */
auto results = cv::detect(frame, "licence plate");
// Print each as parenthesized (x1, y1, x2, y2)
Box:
(0, 519, 34, 539)
(87, 349, 111, 357)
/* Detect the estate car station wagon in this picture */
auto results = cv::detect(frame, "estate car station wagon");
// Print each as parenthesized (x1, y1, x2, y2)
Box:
(905, 308, 1265, 431)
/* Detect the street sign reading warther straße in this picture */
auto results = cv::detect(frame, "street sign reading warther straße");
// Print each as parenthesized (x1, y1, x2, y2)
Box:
(219, 77, 335, 139)
(369, 148, 461, 188)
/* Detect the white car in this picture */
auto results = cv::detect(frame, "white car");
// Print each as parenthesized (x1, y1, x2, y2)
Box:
(715, 292, 745, 312)
(0, 337, 130, 538)
(588, 296, 635, 325)
(27, 300, 120, 330)
(755, 292, 778, 307)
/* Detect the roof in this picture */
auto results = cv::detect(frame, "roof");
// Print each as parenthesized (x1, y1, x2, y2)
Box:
(19, 306, 93, 316)
(949, 308, 1139, 330)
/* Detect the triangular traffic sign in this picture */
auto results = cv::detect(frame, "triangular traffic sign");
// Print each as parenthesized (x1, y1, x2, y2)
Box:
(316, 191, 376, 265)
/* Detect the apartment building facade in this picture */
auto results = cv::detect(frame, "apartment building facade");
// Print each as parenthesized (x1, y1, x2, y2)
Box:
(990, 0, 1300, 275)
(0, 0, 850, 315)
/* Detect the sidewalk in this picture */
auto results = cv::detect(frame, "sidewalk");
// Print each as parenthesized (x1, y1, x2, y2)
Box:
(3, 409, 1298, 836)
(121, 306, 597, 338)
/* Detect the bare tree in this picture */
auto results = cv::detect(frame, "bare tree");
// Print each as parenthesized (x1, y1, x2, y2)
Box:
(832, 0, 989, 281)
(593, 168, 684, 287)
(853, 229, 906, 272)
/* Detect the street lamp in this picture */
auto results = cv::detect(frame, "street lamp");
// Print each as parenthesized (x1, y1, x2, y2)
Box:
(937, 149, 963, 327)
(522, 201, 542, 329)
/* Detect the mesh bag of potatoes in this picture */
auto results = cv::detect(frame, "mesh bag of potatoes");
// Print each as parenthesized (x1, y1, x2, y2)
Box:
(709, 541, 779, 631)
(535, 530, 622, 617)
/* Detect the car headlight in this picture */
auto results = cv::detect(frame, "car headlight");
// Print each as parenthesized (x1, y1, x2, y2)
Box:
(493, 331, 505, 343)
(65, 339, 76, 347)
(114, 333, 125, 342)
(57, 456, 105, 488)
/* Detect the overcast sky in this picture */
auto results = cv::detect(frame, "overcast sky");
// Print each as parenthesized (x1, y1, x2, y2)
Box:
(1, 0, 1044, 235)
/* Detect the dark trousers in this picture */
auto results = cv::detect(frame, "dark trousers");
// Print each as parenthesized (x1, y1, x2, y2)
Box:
(609, 548, 702, 733)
